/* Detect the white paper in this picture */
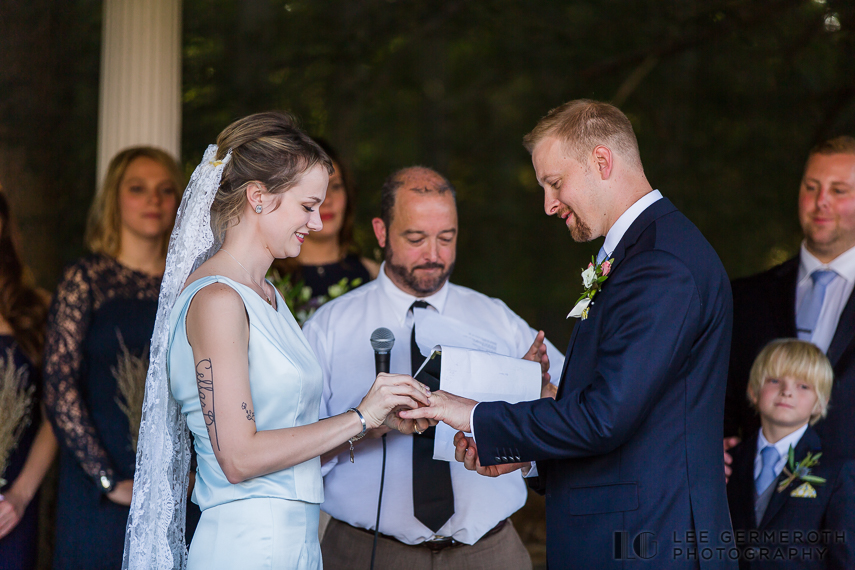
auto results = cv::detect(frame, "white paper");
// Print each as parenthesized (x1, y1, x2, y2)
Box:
(413, 308, 512, 358)
(422, 345, 541, 461)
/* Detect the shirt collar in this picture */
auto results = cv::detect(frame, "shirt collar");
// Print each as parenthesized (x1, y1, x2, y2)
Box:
(377, 262, 451, 326)
(601, 190, 663, 258)
(798, 242, 855, 285)
(757, 423, 809, 459)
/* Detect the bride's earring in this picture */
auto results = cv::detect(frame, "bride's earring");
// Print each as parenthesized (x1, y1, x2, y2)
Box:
(255, 204, 263, 214)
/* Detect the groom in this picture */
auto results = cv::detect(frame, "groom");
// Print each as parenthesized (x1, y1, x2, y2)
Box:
(402, 100, 736, 569)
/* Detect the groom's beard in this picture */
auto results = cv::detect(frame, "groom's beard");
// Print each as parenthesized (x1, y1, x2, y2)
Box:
(384, 246, 455, 296)
(559, 205, 593, 243)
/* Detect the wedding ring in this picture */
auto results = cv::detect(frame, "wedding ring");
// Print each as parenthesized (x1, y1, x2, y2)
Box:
(414, 427, 424, 435)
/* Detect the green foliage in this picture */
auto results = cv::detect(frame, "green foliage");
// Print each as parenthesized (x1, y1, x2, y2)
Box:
(268, 270, 362, 325)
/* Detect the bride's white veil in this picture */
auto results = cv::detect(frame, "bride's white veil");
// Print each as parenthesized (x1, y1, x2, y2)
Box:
(122, 145, 231, 570)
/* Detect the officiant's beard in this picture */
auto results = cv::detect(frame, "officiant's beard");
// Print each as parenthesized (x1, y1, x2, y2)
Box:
(384, 248, 455, 296)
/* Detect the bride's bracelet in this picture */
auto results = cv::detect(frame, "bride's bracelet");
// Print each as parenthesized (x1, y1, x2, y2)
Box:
(347, 407, 367, 463)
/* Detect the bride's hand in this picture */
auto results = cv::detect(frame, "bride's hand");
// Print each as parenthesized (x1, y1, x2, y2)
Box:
(357, 373, 431, 429)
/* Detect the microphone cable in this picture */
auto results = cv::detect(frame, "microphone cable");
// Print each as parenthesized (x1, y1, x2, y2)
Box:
(370, 433, 387, 570)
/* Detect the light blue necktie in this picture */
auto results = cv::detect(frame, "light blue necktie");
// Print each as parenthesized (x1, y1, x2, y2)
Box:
(755, 445, 780, 494)
(596, 246, 609, 265)
(796, 269, 838, 341)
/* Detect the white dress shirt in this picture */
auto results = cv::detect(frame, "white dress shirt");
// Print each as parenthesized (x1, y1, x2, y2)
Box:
(600, 189, 663, 258)
(302, 265, 564, 545)
(754, 424, 809, 481)
(796, 243, 855, 353)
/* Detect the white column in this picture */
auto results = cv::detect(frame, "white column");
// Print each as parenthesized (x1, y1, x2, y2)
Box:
(97, 0, 182, 184)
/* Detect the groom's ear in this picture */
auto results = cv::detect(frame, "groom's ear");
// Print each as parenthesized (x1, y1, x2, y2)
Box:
(592, 145, 613, 180)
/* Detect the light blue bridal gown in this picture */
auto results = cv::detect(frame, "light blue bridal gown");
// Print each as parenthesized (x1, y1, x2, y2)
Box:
(169, 276, 324, 570)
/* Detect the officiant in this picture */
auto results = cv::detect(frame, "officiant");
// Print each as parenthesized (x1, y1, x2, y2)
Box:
(302, 165, 563, 569)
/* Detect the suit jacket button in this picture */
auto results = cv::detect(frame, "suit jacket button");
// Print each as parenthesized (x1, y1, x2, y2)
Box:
(495, 457, 501, 462)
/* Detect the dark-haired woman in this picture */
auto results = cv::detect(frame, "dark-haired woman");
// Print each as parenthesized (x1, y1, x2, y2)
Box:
(42, 147, 182, 569)
(270, 141, 378, 303)
(0, 188, 56, 570)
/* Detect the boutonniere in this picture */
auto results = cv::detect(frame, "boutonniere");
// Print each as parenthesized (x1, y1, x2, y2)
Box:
(567, 255, 614, 320)
(777, 446, 826, 497)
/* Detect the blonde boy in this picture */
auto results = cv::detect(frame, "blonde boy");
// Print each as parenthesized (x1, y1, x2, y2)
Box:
(747, 339, 832, 439)
(726, 339, 855, 569)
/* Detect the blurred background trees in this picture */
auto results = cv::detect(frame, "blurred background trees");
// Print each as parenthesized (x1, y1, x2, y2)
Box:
(2, 0, 854, 347)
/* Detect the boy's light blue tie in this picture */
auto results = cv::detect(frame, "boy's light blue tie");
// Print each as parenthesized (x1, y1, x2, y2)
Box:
(755, 445, 780, 494)
(796, 269, 838, 341)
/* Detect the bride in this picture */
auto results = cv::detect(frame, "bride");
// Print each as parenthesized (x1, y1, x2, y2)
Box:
(122, 112, 430, 570)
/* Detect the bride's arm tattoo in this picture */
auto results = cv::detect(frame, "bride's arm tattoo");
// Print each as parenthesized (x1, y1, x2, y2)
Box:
(195, 358, 219, 450)
(241, 402, 255, 422)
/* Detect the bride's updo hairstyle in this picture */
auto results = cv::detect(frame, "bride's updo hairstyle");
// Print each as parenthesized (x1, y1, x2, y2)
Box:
(211, 111, 333, 241)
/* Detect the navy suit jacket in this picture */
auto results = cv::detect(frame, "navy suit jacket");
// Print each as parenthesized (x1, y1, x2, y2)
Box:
(727, 426, 855, 569)
(724, 257, 855, 461)
(474, 198, 736, 569)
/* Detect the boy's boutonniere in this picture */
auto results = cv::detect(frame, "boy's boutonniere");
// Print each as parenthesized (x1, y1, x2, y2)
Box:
(777, 445, 826, 497)
(568, 255, 614, 320)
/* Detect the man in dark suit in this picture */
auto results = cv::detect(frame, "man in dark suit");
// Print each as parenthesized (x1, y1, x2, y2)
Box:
(724, 136, 855, 464)
(401, 100, 736, 569)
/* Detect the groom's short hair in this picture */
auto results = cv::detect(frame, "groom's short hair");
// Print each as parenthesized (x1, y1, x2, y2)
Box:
(523, 99, 642, 170)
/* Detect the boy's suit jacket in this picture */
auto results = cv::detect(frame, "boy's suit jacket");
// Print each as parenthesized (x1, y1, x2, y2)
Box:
(474, 198, 735, 569)
(727, 426, 855, 569)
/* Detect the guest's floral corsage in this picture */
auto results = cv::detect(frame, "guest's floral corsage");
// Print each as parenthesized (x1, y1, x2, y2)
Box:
(777, 446, 825, 498)
(567, 255, 613, 320)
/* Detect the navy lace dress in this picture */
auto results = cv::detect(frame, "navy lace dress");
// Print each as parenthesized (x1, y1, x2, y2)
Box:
(0, 337, 40, 570)
(298, 253, 371, 298)
(42, 254, 199, 569)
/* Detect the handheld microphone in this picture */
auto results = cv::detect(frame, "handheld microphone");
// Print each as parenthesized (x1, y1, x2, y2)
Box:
(370, 327, 395, 375)
(368, 327, 395, 570)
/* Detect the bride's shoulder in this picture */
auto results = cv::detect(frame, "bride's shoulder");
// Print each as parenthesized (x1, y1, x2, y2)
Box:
(183, 260, 244, 311)
(184, 279, 246, 332)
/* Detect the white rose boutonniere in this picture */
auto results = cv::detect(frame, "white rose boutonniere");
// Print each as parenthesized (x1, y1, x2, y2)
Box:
(581, 265, 596, 289)
(567, 255, 613, 320)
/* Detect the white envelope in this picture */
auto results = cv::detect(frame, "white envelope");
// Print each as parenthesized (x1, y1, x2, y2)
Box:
(415, 345, 541, 461)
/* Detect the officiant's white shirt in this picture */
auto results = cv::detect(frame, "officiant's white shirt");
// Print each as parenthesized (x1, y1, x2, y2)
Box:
(303, 265, 563, 545)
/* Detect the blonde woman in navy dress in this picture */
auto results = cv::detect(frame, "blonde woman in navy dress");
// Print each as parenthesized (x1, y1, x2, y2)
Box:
(123, 112, 432, 570)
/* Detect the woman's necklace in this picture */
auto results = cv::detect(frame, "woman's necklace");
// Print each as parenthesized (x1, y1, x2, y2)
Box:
(220, 249, 272, 305)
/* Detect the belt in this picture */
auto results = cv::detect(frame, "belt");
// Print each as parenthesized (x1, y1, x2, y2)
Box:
(349, 519, 507, 552)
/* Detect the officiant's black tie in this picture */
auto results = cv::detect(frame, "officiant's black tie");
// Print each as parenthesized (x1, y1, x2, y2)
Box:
(410, 300, 455, 532)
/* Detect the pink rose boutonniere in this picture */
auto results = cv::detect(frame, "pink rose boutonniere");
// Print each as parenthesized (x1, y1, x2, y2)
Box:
(567, 255, 614, 320)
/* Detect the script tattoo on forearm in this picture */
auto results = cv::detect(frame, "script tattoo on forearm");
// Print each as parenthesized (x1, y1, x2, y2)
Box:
(195, 358, 219, 450)
(241, 402, 255, 422)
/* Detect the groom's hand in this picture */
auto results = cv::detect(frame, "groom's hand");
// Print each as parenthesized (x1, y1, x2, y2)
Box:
(398, 390, 476, 432)
(383, 406, 435, 435)
(453, 432, 526, 477)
